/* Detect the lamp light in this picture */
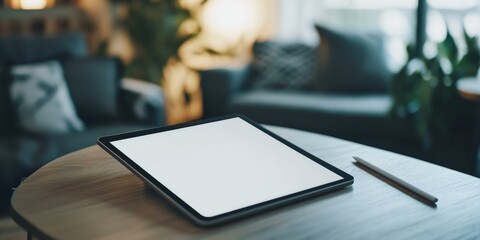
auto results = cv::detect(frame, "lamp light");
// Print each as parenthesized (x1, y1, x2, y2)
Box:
(8, 0, 55, 10)
(201, 0, 260, 43)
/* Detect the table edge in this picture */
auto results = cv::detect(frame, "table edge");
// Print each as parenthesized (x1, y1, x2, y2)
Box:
(9, 145, 101, 240)
(10, 203, 54, 240)
(9, 127, 479, 239)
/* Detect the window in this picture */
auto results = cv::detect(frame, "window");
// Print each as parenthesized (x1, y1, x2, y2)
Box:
(277, 0, 417, 71)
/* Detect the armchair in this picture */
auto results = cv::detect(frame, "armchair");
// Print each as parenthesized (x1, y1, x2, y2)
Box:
(0, 33, 166, 209)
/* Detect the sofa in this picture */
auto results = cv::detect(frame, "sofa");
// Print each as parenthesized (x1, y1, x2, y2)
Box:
(199, 26, 427, 163)
(0, 33, 166, 209)
(200, 66, 424, 158)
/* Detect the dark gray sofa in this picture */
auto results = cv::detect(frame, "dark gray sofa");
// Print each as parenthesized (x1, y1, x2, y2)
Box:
(200, 66, 425, 161)
(0, 33, 166, 208)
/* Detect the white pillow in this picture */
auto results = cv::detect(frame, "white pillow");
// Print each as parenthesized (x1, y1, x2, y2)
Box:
(10, 60, 85, 134)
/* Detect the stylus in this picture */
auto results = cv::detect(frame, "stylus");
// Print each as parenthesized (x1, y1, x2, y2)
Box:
(353, 156, 438, 204)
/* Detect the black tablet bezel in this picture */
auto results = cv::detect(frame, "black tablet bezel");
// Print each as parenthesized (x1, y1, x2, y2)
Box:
(97, 115, 354, 226)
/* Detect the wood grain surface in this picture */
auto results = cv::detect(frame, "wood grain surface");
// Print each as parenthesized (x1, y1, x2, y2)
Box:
(10, 126, 480, 239)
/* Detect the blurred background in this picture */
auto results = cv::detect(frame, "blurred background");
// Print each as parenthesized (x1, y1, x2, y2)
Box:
(1, 0, 480, 238)
(1, 0, 479, 122)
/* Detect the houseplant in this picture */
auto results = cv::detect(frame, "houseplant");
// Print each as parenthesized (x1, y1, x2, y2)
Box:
(112, 0, 206, 84)
(390, 29, 479, 172)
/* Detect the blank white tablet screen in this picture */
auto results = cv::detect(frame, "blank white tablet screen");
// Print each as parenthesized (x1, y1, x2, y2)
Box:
(111, 117, 343, 217)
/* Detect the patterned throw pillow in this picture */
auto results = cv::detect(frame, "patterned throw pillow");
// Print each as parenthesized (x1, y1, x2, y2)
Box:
(251, 41, 317, 89)
(9, 60, 84, 134)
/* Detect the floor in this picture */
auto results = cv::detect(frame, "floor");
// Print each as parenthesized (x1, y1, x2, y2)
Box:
(0, 213, 26, 240)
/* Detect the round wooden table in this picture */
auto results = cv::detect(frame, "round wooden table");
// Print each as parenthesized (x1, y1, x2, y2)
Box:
(11, 126, 480, 239)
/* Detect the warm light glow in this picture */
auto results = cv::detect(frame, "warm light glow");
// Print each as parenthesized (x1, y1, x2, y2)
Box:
(179, 0, 275, 70)
(201, 0, 260, 43)
(20, 0, 47, 9)
(163, 60, 202, 124)
(9, 0, 54, 9)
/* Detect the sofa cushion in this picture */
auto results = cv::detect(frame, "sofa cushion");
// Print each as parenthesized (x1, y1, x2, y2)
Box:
(228, 90, 413, 140)
(0, 33, 88, 135)
(314, 25, 391, 93)
(9, 60, 85, 134)
(251, 41, 317, 89)
(62, 58, 122, 123)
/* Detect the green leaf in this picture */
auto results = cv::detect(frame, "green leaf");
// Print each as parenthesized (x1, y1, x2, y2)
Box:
(463, 27, 479, 52)
(453, 28, 480, 80)
(438, 30, 458, 65)
(406, 44, 416, 60)
(114, 0, 207, 83)
(390, 21, 480, 156)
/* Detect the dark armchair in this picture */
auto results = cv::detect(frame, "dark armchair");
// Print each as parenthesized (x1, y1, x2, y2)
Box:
(0, 33, 166, 208)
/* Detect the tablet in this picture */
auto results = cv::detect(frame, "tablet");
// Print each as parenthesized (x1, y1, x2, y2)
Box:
(97, 115, 353, 226)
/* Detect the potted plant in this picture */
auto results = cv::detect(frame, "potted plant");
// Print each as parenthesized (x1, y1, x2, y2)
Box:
(111, 0, 207, 84)
(390, 29, 479, 173)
